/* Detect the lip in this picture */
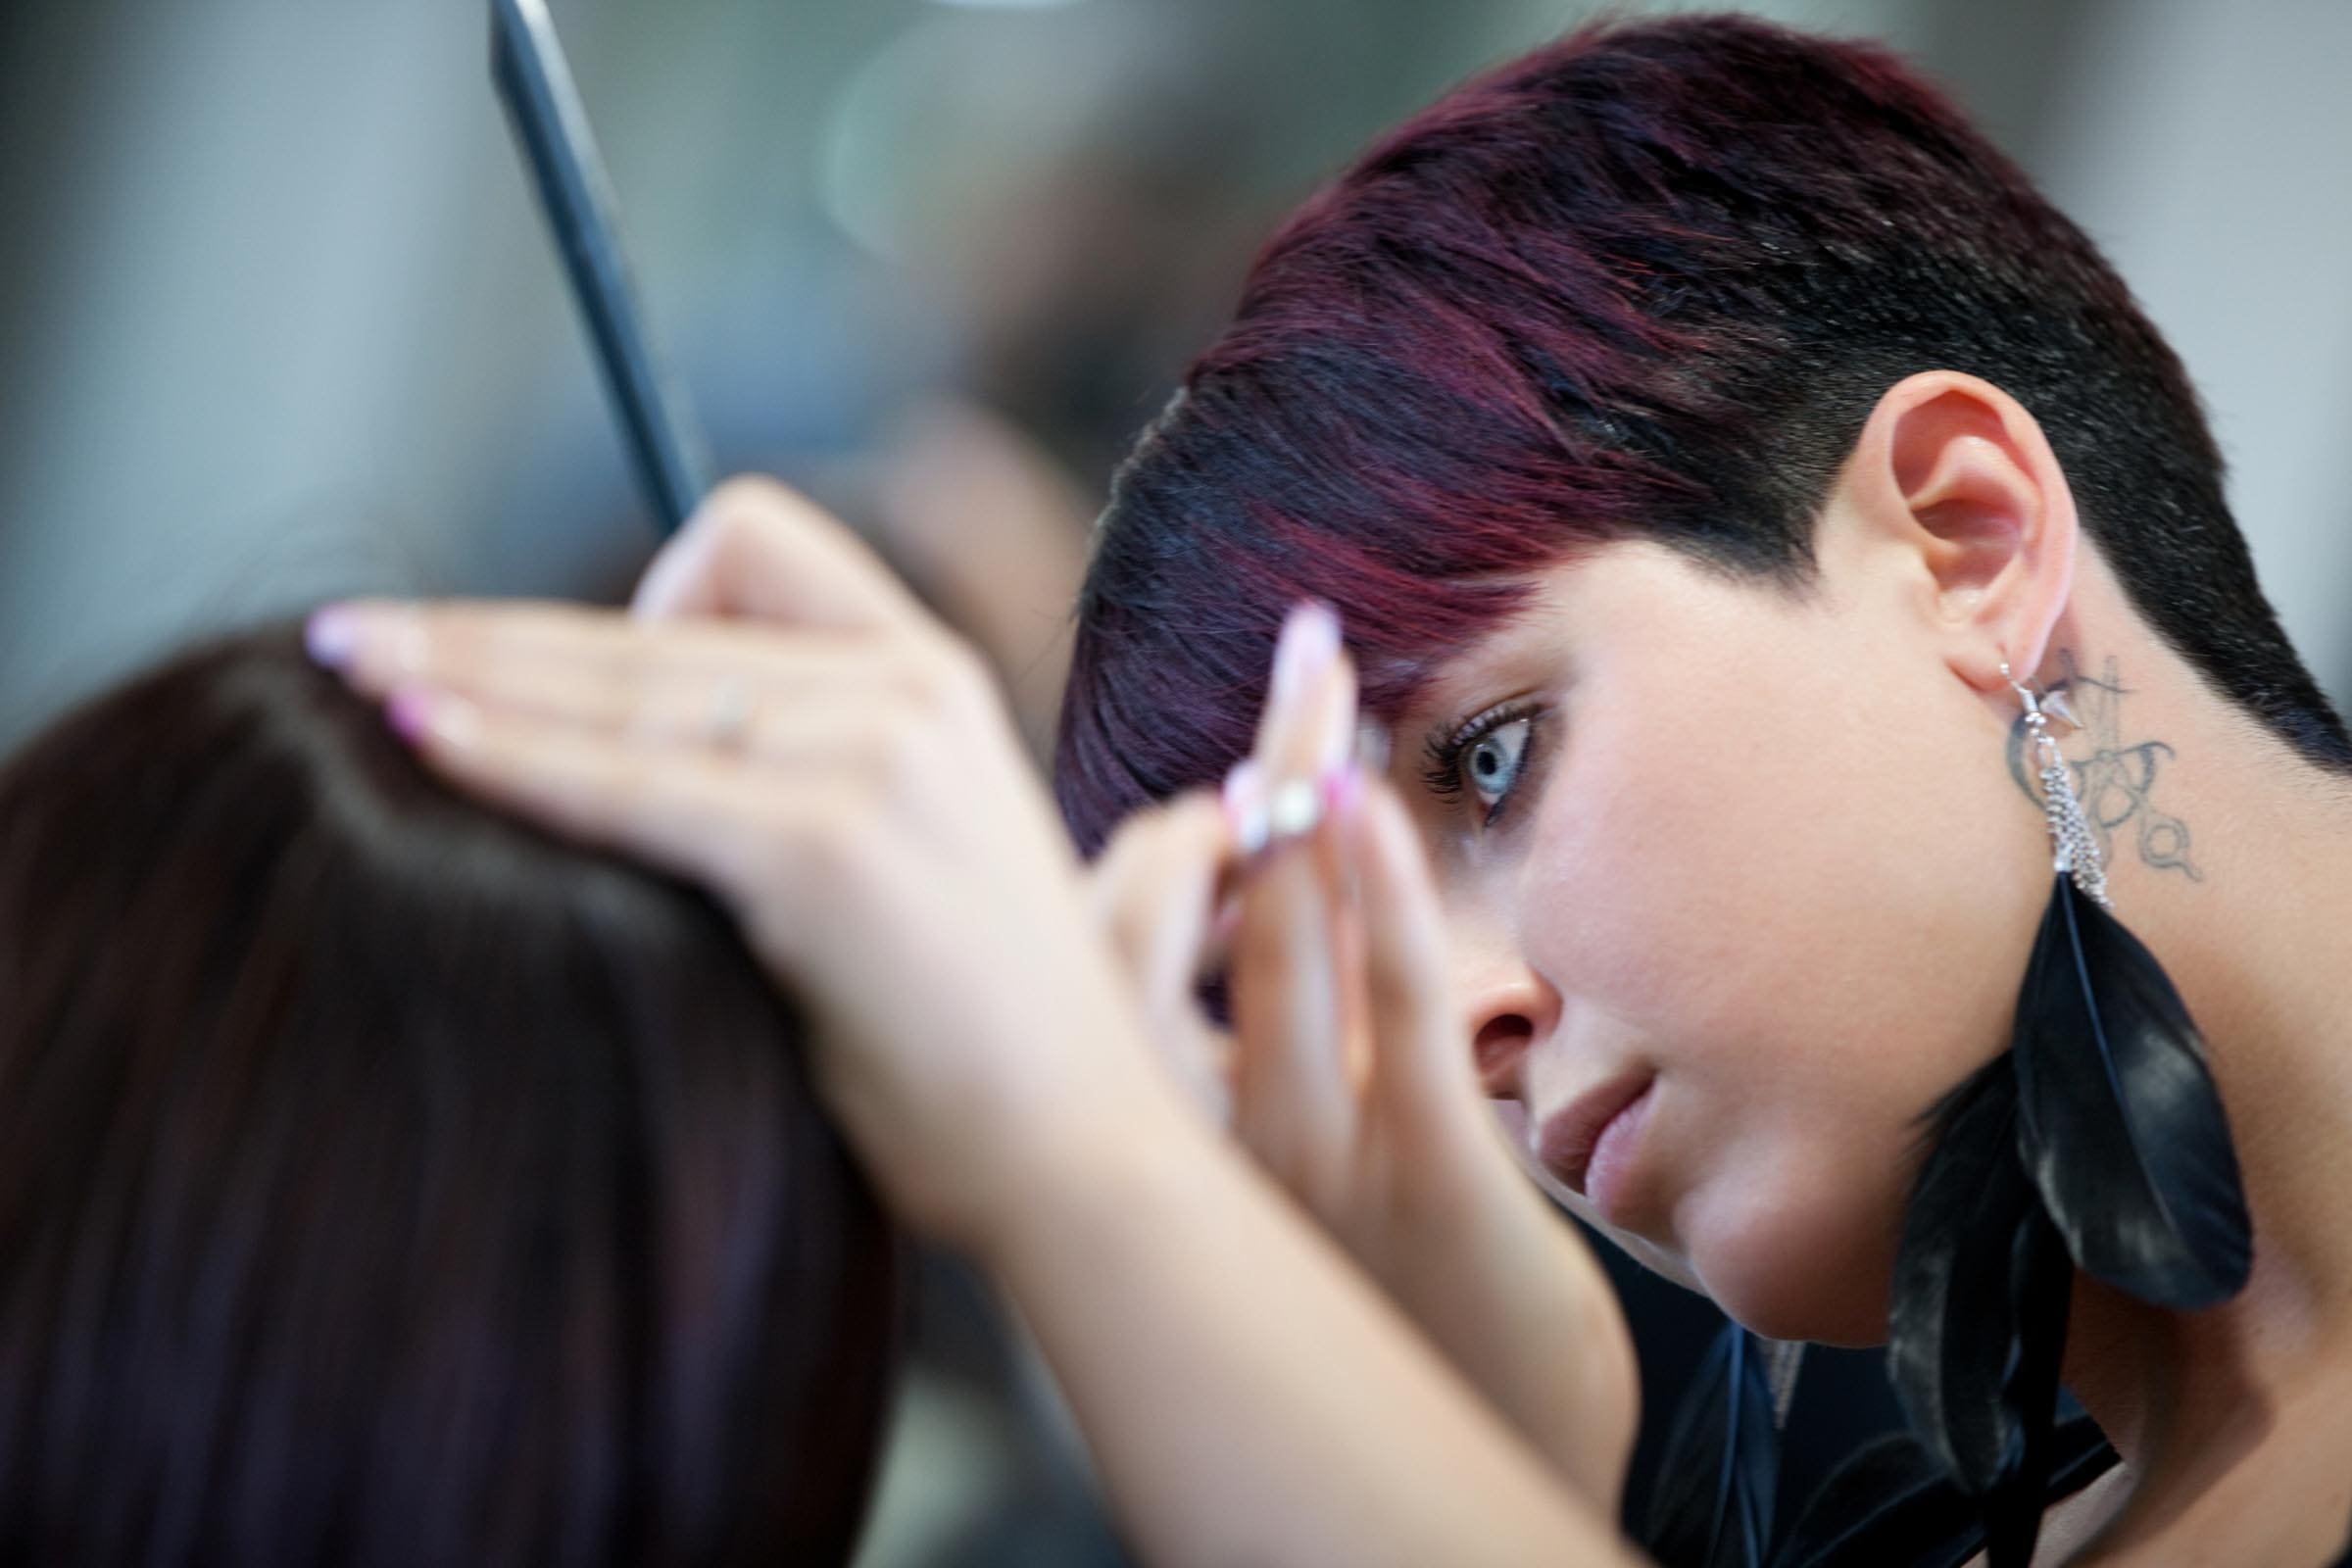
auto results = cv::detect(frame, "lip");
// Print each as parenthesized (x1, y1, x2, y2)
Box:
(1536, 1069, 1657, 1206)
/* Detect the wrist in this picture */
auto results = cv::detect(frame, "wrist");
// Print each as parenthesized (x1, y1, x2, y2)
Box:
(964, 1066, 1224, 1271)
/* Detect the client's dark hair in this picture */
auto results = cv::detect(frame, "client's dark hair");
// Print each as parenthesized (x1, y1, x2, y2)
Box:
(1057, 12, 2352, 853)
(0, 629, 902, 1566)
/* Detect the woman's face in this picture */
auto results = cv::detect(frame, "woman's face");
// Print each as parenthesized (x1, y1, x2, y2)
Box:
(1387, 529, 2052, 1345)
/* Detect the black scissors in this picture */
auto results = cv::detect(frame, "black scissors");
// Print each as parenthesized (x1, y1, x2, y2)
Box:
(492, 0, 709, 534)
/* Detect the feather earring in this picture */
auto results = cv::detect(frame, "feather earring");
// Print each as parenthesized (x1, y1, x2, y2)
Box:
(1885, 661, 2252, 1567)
(1887, 1058, 2074, 1563)
(1642, 1320, 1781, 1568)
(2011, 873, 2251, 1307)
(2003, 662, 2250, 1309)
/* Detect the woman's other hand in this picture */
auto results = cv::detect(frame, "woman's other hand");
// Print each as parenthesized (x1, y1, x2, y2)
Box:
(304, 477, 1177, 1253)
(1088, 604, 1641, 1508)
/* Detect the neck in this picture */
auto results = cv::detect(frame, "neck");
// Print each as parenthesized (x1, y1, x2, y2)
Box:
(2050, 648, 2352, 1544)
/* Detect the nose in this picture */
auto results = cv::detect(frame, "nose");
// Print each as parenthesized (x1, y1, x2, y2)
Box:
(1461, 958, 1560, 1102)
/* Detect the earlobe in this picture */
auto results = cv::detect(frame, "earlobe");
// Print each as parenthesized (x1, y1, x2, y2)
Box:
(1849, 370, 2079, 692)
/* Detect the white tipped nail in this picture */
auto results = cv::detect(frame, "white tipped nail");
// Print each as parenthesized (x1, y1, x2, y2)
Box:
(304, 605, 357, 668)
(1270, 602, 1340, 705)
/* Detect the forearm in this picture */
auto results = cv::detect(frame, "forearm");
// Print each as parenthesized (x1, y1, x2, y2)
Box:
(978, 1102, 1642, 1568)
(1380, 1180, 1642, 1508)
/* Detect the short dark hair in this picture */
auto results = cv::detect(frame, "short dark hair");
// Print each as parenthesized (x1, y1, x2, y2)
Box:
(1055, 13, 2350, 852)
(0, 629, 901, 1565)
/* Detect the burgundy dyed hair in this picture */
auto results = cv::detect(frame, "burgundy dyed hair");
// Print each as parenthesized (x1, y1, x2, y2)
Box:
(1056, 13, 2351, 852)
(0, 629, 901, 1566)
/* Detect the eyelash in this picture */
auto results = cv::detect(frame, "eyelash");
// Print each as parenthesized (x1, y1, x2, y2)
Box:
(1421, 699, 1544, 826)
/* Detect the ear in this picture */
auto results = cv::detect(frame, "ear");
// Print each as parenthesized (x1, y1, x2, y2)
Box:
(1832, 370, 2079, 693)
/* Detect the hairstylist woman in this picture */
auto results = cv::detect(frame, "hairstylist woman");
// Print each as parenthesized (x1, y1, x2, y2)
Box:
(1056, 16, 2352, 1566)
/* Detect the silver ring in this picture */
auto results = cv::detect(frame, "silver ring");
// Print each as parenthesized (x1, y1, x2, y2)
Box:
(705, 678, 754, 751)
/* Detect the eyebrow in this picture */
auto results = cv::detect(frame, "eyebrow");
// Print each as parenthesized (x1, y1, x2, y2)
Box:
(1353, 570, 1562, 748)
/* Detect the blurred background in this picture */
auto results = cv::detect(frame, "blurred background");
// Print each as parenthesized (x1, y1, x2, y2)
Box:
(0, 0, 2344, 1561)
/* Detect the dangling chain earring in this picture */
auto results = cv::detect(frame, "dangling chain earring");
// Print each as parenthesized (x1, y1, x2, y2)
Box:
(1877, 654, 2253, 1567)
(2002, 661, 2104, 907)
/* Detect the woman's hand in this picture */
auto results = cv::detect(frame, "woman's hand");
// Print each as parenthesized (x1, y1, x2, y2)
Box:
(305, 482, 1640, 1565)
(1089, 605, 1642, 1507)
(305, 477, 1180, 1253)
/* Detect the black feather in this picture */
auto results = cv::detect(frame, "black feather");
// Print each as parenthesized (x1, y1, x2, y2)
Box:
(2011, 873, 2251, 1307)
(1642, 1321, 1779, 1568)
(1886, 1057, 2074, 1568)
(1888, 1062, 2037, 1492)
(1984, 1197, 2073, 1565)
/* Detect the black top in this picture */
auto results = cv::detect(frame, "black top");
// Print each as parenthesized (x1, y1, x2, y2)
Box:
(1772, 1418, 2352, 1567)
(1769, 1417, 2115, 1567)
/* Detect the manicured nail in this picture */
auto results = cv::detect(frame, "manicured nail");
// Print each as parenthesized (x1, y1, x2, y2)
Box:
(630, 539, 696, 620)
(386, 685, 434, 743)
(1318, 761, 1363, 819)
(1222, 758, 1262, 815)
(1270, 601, 1340, 706)
(305, 605, 358, 669)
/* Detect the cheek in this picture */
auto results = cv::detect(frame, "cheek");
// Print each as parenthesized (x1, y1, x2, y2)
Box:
(1512, 671, 2046, 1340)
(1515, 699, 1835, 1053)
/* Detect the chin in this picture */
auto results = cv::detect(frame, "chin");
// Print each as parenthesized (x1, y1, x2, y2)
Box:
(1685, 1180, 1899, 1348)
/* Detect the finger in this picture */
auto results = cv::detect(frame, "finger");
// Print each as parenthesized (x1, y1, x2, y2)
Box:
(1250, 602, 1357, 789)
(378, 681, 798, 906)
(1090, 790, 1237, 1008)
(1227, 819, 1356, 1207)
(1246, 608, 1368, 1073)
(310, 598, 894, 717)
(1348, 777, 1482, 1118)
(631, 474, 931, 636)
(1089, 792, 1245, 1125)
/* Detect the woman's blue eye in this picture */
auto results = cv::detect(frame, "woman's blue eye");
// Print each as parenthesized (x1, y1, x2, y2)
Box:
(1465, 716, 1532, 814)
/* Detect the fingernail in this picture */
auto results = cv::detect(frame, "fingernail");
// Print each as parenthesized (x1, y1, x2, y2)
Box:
(305, 605, 358, 669)
(630, 540, 695, 620)
(386, 685, 434, 743)
(1355, 720, 1392, 774)
(1270, 601, 1340, 706)
(1221, 758, 1261, 816)
(1318, 761, 1363, 819)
